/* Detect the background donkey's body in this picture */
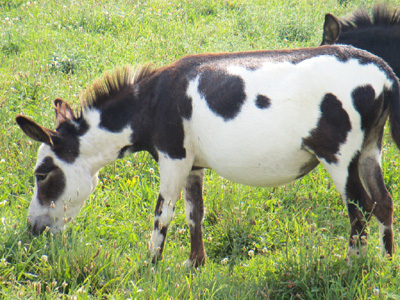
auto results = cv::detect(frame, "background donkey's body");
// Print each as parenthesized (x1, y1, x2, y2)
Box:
(322, 4, 400, 78)
(17, 45, 400, 266)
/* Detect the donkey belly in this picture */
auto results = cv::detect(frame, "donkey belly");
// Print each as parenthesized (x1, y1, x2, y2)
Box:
(187, 88, 322, 187)
(200, 144, 317, 187)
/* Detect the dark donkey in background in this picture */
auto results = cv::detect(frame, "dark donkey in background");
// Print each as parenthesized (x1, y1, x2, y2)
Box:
(17, 45, 400, 266)
(321, 4, 400, 78)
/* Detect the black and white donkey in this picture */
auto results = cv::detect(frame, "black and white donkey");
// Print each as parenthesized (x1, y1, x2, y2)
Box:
(17, 45, 400, 266)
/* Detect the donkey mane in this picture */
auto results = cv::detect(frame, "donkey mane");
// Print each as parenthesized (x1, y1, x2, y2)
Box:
(340, 4, 400, 32)
(80, 64, 155, 112)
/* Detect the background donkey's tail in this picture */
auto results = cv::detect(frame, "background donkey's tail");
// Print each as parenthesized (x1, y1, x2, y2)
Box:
(389, 77, 400, 149)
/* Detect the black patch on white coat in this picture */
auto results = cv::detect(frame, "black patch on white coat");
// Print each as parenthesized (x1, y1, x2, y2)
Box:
(148, 71, 188, 159)
(197, 69, 246, 121)
(99, 90, 136, 132)
(154, 194, 165, 217)
(159, 226, 168, 238)
(152, 194, 169, 261)
(352, 85, 386, 136)
(52, 119, 89, 163)
(255, 94, 271, 109)
(154, 220, 160, 231)
(303, 93, 351, 164)
(35, 156, 66, 206)
(153, 226, 169, 263)
(175, 77, 193, 120)
(109, 69, 191, 161)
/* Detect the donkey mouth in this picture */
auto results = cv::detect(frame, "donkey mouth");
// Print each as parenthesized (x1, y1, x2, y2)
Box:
(28, 214, 55, 235)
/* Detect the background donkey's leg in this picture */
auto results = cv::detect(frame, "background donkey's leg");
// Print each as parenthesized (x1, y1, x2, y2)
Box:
(184, 168, 206, 267)
(359, 145, 394, 256)
(150, 156, 193, 263)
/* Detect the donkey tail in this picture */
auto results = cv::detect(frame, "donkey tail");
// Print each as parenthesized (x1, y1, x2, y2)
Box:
(389, 77, 400, 149)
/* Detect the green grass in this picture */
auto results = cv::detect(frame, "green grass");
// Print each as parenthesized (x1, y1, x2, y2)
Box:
(1, 0, 400, 298)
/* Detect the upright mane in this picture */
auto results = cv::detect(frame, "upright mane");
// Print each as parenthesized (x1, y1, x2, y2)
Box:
(340, 4, 400, 32)
(80, 64, 155, 112)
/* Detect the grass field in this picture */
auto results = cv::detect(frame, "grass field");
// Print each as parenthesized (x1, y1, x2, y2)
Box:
(1, 0, 400, 298)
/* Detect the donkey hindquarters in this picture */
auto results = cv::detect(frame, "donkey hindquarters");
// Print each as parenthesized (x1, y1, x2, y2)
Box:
(318, 4, 400, 257)
(314, 89, 395, 257)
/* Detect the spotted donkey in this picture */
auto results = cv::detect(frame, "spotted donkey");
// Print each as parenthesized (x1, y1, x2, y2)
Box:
(17, 45, 400, 266)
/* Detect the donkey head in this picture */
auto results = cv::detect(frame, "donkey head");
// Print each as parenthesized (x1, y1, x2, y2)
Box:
(16, 99, 98, 234)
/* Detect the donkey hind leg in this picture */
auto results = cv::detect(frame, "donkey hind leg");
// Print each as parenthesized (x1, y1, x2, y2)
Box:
(321, 152, 376, 259)
(150, 157, 193, 263)
(183, 168, 206, 267)
(359, 147, 394, 256)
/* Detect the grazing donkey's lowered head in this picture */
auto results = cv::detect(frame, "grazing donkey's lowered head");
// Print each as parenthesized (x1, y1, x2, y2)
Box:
(16, 67, 153, 234)
(16, 100, 98, 234)
(321, 4, 400, 78)
(17, 45, 400, 266)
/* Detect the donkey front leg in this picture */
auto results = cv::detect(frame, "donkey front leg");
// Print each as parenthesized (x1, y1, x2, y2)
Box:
(183, 168, 206, 267)
(150, 156, 192, 263)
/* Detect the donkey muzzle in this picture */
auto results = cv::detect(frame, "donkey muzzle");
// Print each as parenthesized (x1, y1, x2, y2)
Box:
(28, 215, 54, 235)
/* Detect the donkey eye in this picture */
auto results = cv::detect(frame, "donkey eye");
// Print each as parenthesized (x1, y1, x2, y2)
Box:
(36, 174, 48, 182)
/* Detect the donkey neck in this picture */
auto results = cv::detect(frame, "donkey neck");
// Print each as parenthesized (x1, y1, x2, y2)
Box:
(79, 109, 134, 175)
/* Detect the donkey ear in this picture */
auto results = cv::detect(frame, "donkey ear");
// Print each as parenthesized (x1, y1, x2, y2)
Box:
(321, 13, 341, 45)
(16, 115, 56, 146)
(54, 98, 76, 125)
